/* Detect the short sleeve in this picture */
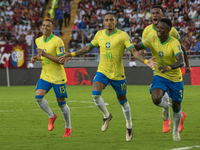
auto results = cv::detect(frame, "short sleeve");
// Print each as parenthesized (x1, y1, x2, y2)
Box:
(140, 37, 151, 49)
(56, 38, 65, 56)
(90, 31, 99, 47)
(124, 32, 134, 50)
(142, 28, 148, 42)
(170, 27, 181, 41)
(172, 40, 183, 56)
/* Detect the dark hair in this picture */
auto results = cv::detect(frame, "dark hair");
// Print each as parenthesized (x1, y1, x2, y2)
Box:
(152, 5, 164, 13)
(44, 19, 54, 26)
(104, 12, 116, 18)
(160, 18, 172, 29)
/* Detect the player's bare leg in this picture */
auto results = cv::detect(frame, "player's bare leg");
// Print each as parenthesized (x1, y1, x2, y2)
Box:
(92, 81, 111, 132)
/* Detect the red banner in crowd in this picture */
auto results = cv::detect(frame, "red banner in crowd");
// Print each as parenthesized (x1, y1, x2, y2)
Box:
(65, 68, 91, 85)
(0, 44, 27, 68)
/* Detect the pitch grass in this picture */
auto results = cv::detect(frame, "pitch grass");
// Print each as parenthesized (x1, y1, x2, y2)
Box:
(0, 85, 199, 150)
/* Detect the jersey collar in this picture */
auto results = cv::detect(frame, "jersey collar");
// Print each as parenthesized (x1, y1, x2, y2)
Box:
(43, 33, 54, 43)
(159, 35, 171, 45)
(152, 24, 156, 31)
(105, 28, 118, 36)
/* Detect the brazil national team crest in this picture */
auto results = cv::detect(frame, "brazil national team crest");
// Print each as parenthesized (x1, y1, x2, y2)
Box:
(106, 42, 110, 48)
(159, 51, 164, 57)
(11, 45, 24, 67)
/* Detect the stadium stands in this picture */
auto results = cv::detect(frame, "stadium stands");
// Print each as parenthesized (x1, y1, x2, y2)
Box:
(0, 0, 200, 60)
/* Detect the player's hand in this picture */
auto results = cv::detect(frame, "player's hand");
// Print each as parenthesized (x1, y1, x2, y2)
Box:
(59, 52, 71, 64)
(158, 66, 170, 73)
(30, 56, 37, 63)
(185, 65, 192, 73)
(147, 57, 157, 69)
(37, 48, 46, 57)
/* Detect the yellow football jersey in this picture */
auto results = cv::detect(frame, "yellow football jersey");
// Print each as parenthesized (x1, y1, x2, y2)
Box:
(142, 24, 180, 41)
(91, 28, 134, 80)
(35, 33, 67, 84)
(141, 35, 183, 82)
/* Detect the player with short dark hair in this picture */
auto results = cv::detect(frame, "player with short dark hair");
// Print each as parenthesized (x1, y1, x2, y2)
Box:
(141, 5, 189, 133)
(30, 19, 72, 137)
(135, 18, 185, 141)
(59, 13, 157, 142)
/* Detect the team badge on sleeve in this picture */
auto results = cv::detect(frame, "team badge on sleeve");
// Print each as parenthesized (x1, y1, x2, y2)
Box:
(59, 46, 64, 52)
(178, 46, 182, 51)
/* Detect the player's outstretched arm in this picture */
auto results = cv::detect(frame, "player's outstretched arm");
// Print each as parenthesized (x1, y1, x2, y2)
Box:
(129, 47, 157, 69)
(180, 43, 192, 73)
(158, 53, 184, 73)
(59, 44, 95, 64)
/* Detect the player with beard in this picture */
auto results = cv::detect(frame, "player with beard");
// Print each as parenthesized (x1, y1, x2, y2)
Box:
(135, 18, 185, 141)
(59, 13, 157, 142)
(141, 5, 188, 133)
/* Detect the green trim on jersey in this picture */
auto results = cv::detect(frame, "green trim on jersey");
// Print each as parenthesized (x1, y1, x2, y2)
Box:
(175, 51, 183, 56)
(127, 45, 134, 50)
(90, 42, 97, 47)
(159, 35, 171, 45)
(105, 28, 118, 36)
(140, 42, 146, 49)
(57, 53, 65, 56)
(152, 24, 156, 31)
(43, 33, 54, 43)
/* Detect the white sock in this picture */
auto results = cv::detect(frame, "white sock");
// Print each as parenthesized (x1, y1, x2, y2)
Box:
(93, 96, 110, 118)
(59, 104, 71, 129)
(173, 109, 182, 133)
(121, 102, 132, 129)
(36, 98, 54, 118)
(158, 99, 169, 110)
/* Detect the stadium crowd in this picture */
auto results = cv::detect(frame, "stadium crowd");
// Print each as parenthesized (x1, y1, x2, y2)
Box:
(0, 0, 200, 57)
(70, 0, 200, 57)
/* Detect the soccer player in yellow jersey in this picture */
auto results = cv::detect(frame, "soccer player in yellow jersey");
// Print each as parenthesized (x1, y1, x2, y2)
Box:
(30, 19, 72, 137)
(134, 18, 185, 141)
(142, 5, 188, 134)
(59, 13, 157, 142)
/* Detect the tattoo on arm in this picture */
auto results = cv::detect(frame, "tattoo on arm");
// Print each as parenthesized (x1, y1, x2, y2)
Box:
(76, 45, 94, 56)
(129, 47, 145, 63)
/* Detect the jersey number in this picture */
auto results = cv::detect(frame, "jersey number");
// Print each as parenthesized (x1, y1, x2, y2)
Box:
(106, 52, 112, 60)
(60, 86, 66, 94)
(179, 90, 183, 98)
(121, 83, 126, 92)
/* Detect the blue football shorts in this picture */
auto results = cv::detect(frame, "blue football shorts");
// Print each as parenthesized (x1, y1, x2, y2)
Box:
(36, 79, 68, 98)
(93, 72, 127, 95)
(150, 75, 184, 103)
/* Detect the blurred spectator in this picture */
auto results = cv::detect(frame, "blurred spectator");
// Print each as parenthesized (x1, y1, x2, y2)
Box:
(188, 7, 197, 19)
(72, 22, 78, 33)
(63, 1, 71, 27)
(192, 38, 200, 57)
(89, 17, 97, 28)
(78, 19, 86, 29)
(115, 19, 122, 29)
(0, 0, 9, 7)
(173, 2, 181, 14)
(85, 31, 93, 43)
(69, 36, 78, 49)
(25, 31, 34, 54)
(56, 5, 63, 35)
(53, 26, 59, 36)
(44, 13, 51, 20)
